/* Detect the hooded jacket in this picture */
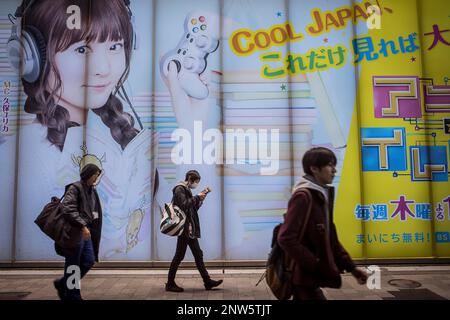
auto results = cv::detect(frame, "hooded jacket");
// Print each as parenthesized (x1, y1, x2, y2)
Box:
(172, 181, 203, 238)
(55, 181, 103, 261)
(277, 175, 355, 288)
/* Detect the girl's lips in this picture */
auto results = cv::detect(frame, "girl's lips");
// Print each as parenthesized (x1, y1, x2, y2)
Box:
(84, 82, 111, 92)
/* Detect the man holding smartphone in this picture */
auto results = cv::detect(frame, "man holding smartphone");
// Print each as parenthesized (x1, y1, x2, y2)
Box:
(166, 170, 223, 292)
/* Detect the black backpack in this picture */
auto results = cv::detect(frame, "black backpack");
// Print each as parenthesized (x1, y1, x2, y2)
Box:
(256, 189, 312, 300)
(34, 183, 82, 249)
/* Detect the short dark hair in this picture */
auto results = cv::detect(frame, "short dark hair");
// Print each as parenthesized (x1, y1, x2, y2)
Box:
(185, 170, 201, 183)
(302, 147, 337, 175)
(80, 164, 101, 181)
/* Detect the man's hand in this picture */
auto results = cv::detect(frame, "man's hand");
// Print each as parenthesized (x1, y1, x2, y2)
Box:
(82, 226, 91, 240)
(351, 267, 368, 285)
(197, 192, 207, 201)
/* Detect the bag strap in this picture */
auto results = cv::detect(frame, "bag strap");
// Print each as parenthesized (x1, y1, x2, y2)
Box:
(55, 183, 73, 202)
(287, 188, 313, 271)
(59, 182, 82, 202)
(256, 189, 313, 286)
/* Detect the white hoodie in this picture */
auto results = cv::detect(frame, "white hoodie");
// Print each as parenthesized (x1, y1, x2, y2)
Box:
(292, 175, 333, 240)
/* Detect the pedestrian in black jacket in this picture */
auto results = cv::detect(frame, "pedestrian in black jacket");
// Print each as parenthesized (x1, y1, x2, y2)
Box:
(166, 170, 223, 292)
(53, 163, 103, 301)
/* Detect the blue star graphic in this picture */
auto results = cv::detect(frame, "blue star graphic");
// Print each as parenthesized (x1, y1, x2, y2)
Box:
(277, 11, 282, 17)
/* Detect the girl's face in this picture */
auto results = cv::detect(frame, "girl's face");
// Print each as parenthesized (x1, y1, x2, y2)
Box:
(50, 39, 126, 110)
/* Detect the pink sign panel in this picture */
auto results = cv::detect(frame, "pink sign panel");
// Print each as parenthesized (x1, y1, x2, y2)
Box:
(423, 84, 450, 113)
(373, 76, 421, 118)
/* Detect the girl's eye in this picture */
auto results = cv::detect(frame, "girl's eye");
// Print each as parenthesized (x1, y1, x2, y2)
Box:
(110, 43, 124, 51)
(75, 46, 90, 54)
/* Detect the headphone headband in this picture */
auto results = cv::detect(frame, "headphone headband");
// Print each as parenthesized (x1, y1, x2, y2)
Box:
(15, 0, 36, 18)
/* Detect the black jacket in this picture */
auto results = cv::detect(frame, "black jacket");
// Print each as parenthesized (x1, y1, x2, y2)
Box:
(172, 182, 203, 238)
(55, 182, 103, 261)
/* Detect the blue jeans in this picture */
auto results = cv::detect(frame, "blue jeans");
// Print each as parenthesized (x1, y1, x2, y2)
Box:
(59, 238, 95, 300)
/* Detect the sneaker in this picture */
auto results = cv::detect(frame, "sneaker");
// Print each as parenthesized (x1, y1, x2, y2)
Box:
(165, 282, 184, 292)
(53, 279, 64, 300)
(66, 295, 83, 301)
(204, 279, 223, 290)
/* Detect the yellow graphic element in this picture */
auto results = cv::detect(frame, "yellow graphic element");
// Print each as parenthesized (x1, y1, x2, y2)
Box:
(361, 129, 403, 169)
(259, 45, 347, 79)
(229, 22, 303, 56)
(424, 85, 450, 111)
(411, 147, 446, 180)
(373, 77, 418, 116)
(426, 86, 450, 95)
(259, 51, 285, 79)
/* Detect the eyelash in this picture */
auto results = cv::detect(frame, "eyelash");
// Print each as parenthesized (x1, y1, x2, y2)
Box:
(110, 43, 124, 51)
(74, 42, 123, 54)
(75, 46, 90, 54)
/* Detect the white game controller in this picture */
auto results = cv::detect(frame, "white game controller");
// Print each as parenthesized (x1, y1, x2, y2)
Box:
(161, 12, 219, 100)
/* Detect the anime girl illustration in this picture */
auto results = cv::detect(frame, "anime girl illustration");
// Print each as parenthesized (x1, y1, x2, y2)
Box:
(9, 0, 153, 260)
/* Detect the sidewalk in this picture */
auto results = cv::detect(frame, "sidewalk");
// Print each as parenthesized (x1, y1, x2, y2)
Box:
(0, 266, 449, 300)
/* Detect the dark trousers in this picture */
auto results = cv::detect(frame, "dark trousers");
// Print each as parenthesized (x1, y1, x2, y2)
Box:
(58, 238, 95, 300)
(292, 286, 327, 300)
(168, 235, 209, 283)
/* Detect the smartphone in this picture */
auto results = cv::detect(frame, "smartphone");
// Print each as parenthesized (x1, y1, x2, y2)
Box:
(203, 186, 212, 194)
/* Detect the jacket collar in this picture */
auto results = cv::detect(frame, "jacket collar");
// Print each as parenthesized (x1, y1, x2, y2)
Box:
(173, 181, 192, 195)
(80, 180, 93, 192)
(292, 174, 334, 204)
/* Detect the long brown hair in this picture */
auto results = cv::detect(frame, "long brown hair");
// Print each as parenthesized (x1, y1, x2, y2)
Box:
(22, 0, 138, 151)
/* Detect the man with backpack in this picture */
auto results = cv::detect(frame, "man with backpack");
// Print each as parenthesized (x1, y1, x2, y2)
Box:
(278, 147, 368, 300)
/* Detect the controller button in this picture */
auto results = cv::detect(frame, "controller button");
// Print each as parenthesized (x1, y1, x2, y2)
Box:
(190, 38, 194, 43)
(193, 27, 199, 33)
(182, 50, 187, 55)
(196, 35, 209, 48)
(199, 16, 205, 22)
(186, 33, 190, 38)
(183, 57, 196, 70)
(168, 60, 182, 73)
(177, 49, 181, 54)
(191, 18, 197, 25)
(200, 24, 207, 31)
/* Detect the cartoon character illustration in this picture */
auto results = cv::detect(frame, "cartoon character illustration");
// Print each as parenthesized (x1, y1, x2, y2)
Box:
(126, 209, 145, 253)
(72, 144, 105, 172)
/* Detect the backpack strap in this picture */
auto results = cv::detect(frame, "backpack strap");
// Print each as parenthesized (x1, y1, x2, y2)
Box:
(296, 188, 313, 241)
(287, 188, 313, 271)
(257, 189, 313, 287)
